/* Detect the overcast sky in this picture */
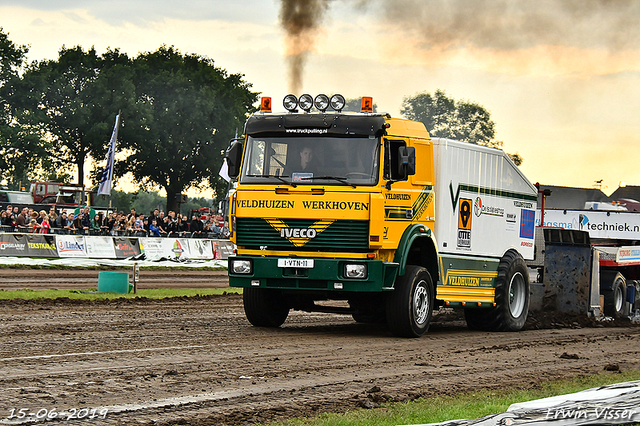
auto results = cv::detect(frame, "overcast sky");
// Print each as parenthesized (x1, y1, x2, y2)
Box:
(2, 0, 640, 196)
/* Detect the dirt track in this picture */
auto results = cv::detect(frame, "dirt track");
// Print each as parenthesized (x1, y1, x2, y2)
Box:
(1, 269, 639, 426)
(0, 268, 229, 291)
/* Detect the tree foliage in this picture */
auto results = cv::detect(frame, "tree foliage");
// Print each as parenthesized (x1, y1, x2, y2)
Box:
(5, 45, 137, 186)
(0, 27, 46, 186)
(400, 89, 522, 165)
(92, 189, 215, 216)
(1, 35, 257, 210)
(123, 45, 257, 212)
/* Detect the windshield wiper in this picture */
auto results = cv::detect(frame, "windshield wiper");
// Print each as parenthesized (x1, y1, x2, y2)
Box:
(308, 176, 357, 188)
(247, 174, 297, 187)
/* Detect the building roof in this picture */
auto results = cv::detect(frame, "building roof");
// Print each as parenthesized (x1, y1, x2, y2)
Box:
(536, 185, 610, 210)
(609, 186, 640, 211)
(609, 186, 640, 202)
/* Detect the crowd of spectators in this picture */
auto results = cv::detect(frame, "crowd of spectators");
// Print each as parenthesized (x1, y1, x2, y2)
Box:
(0, 205, 229, 239)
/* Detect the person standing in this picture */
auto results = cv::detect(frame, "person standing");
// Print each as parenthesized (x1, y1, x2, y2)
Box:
(39, 214, 51, 234)
(15, 208, 28, 231)
(149, 219, 161, 237)
(189, 215, 203, 238)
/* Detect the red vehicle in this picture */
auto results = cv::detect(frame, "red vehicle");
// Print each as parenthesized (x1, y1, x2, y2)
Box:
(30, 182, 91, 206)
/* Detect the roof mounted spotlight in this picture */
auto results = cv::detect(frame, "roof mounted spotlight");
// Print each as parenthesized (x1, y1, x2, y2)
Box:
(298, 94, 313, 112)
(283, 94, 298, 112)
(314, 94, 329, 112)
(330, 94, 346, 112)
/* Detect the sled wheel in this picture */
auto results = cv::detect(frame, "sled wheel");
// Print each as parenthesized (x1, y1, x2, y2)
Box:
(602, 272, 626, 319)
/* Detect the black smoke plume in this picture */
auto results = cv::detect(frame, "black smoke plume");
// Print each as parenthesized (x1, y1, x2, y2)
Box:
(279, 0, 329, 94)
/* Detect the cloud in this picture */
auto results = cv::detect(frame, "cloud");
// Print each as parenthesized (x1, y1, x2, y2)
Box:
(3, 0, 277, 26)
(376, 0, 640, 51)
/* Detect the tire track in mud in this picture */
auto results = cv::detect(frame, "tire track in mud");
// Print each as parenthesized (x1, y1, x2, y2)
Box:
(0, 296, 639, 425)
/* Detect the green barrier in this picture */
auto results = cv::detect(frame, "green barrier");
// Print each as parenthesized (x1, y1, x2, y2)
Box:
(98, 271, 132, 293)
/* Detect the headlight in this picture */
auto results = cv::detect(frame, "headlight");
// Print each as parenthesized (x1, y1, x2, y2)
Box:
(314, 94, 329, 112)
(283, 94, 298, 112)
(330, 94, 346, 112)
(231, 259, 252, 274)
(344, 263, 367, 279)
(298, 94, 313, 112)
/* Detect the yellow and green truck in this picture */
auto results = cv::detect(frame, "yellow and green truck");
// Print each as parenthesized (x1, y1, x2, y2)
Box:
(226, 94, 538, 337)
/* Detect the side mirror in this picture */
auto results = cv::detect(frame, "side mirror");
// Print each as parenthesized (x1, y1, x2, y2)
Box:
(226, 140, 243, 179)
(397, 146, 416, 178)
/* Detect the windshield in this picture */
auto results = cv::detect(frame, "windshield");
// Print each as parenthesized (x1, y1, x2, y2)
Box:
(240, 136, 379, 186)
(6, 192, 33, 203)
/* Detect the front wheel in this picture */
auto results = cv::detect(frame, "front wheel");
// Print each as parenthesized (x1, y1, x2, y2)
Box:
(465, 250, 530, 331)
(243, 288, 290, 327)
(386, 265, 434, 338)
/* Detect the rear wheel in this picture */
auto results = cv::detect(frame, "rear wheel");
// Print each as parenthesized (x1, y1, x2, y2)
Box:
(465, 250, 530, 331)
(602, 272, 626, 319)
(386, 265, 434, 338)
(243, 288, 289, 327)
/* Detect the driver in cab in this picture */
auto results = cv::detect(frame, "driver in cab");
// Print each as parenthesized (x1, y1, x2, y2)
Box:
(288, 145, 317, 181)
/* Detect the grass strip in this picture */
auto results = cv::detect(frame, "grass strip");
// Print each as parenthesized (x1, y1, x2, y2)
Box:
(263, 369, 640, 426)
(0, 287, 241, 300)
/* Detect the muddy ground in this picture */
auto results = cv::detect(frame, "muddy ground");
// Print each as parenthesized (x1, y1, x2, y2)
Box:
(0, 268, 639, 425)
(0, 268, 230, 291)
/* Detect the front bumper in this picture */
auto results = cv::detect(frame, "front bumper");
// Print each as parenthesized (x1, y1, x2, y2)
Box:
(228, 255, 398, 292)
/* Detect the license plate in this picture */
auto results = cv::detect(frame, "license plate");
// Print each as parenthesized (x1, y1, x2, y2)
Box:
(277, 258, 314, 268)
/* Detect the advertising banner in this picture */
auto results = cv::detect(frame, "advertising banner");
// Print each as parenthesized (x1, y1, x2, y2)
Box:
(188, 239, 214, 259)
(164, 238, 190, 260)
(113, 237, 141, 258)
(0, 233, 28, 256)
(56, 235, 87, 257)
(0, 232, 231, 260)
(85, 236, 117, 258)
(25, 234, 58, 257)
(541, 209, 640, 241)
(139, 238, 165, 260)
(212, 240, 235, 259)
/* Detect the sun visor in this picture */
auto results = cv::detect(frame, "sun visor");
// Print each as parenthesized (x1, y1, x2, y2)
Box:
(245, 114, 386, 138)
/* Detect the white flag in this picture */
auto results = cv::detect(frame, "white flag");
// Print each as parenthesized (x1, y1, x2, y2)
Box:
(219, 158, 230, 183)
(97, 113, 120, 196)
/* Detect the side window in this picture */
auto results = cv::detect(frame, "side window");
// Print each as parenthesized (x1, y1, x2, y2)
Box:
(247, 140, 266, 176)
(383, 139, 408, 181)
(268, 142, 288, 177)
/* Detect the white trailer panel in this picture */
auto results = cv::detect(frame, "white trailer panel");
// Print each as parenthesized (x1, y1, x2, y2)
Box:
(432, 138, 538, 260)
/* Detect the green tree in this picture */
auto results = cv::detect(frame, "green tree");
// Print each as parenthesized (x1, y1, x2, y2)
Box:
(93, 189, 133, 213)
(124, 46, 257, 212)
(129, 190, 166, 216)
(400, 89, 522, 165)
(0, 27, 48, 187)
(9, 45, 136, 187)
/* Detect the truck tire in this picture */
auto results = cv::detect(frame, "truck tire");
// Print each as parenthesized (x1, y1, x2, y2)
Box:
(243, 288, 290, 327)
(352, 313, 385, 323)
(350, 295, 386, 323)
(386, 265, 434, 338)
(602, 272, 626, 319)
(464, 250, 530, 332)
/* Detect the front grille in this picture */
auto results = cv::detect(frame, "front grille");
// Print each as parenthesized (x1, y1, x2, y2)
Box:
(236, 218, 369, 251)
